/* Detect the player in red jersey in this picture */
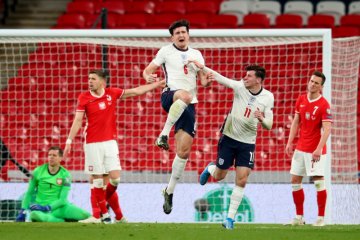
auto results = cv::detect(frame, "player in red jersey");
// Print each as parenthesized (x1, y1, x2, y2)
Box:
(285, 71, 332, 227)
(64, 70, 165, 223)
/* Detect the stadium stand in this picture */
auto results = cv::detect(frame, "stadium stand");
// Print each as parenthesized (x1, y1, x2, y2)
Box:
(275, 14, 304, 28)
(283, 0, 314, 25)
(251, 0, 282, 25)
(219, 0, 249, 25)
(316, 1, 346, 25)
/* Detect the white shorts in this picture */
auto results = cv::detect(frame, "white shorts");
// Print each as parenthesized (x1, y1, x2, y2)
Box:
(84, 140, 121, 175)
(290, 150, 326, 177)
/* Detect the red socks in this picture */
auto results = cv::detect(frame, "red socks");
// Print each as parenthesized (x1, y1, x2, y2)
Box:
(90, 188, 101, 218)
(292, 188, 305, 216)
(105, 183, 123, 220)
(317, 190, 327, 216)
(93, 187, 108, 215)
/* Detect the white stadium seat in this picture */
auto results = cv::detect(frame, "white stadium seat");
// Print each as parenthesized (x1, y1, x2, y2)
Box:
(349, 1, 360, 14)
(219, 1, 250, 25)
(284, 1, 314, 25)
(251, 0, 281, 25)
(316, 1, 346, 25)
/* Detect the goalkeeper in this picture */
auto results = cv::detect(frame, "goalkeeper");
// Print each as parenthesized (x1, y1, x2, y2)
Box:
(15, 146, 91, 222)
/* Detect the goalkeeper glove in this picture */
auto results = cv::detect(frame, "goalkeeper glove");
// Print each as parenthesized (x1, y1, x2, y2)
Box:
(15, 209, 26, 222)
(30, 204, 51, 212)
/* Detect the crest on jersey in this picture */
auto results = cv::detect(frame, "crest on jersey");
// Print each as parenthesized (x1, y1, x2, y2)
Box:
(181, 53, 188, 64)
(248, 96, 256, 106)
(88, 166, 93, 172)
(106, 94, 112, 101)
(56, 178, 63, 185)
(218, 158, 224, 165)
(305, 112, 310, 120)
(98, 102, 106, 110)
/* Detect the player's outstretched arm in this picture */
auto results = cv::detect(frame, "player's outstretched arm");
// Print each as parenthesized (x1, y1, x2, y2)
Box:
(189, 60, 237, 89)
(121, 80, 166, 99)
(64, 111, 85, 158)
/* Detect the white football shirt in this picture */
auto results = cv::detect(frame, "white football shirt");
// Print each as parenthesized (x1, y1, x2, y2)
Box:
(152, 44, 204, 103)
(206, 68, 274, 144)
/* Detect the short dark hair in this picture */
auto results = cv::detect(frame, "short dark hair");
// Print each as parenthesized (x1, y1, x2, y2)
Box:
(169, 19, 189, 35)
(48, 146, 63, 157)
(245, 65, 266, 81)
(89, 70, 107, 80)
(312, 70, 326, 85)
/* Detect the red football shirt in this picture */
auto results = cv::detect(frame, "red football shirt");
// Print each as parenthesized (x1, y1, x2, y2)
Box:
(76, 88, 124, 143)
(295, 94, 332, 154)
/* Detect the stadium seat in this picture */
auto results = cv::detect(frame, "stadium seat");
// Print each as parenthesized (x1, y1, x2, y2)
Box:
(66, 1, 96, 14)
(332, 26, 360, 38)
(208, 14, 238, 28)
(125, 1, 155, 14)
(349, 1, 360, 14)
(275, 14, 303, 28)
(116, 14, 149, 29)
(316, 1, 346, 25)
(185, 1, 219, 15)
(340, 14, 360, 29)
(146, 14, 183, 28)
(56, 13, 86, 29)
(241, 13, 270, 28)
(154, 1, 186, 14)
(307, 14, 335, 28)
(219, 0, 249, 25)
(100, 1, 125, 14)
(185, 13, 210, 28)
(284, 0, 314, 25)
(251, 0, 281, 25)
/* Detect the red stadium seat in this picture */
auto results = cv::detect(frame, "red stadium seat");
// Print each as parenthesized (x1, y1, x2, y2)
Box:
(56, 14, 86, 29)
(146, 14, 183, 28)
(116, 14, 149, 29)
(125, 1, 155, 14)
(185, 13, 210, 28)
(307, 14, 335, 28)
(241, 13, 270, 28)
(100, 1, 125, 14)
(208, 14, 238, 28)
(154, 1, 186, 14)
(185, 1, 219, 14)
(275, 14, 303, 28)
(332, 26, 360, 38)
(340, 15, 360, 29)
(66, 1, 96, 14)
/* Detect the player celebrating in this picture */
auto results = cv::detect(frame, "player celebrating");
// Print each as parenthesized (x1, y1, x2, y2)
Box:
(142, 19, 208, 214)
(285, 71, 332, 227)
(16, 146, 91, 222)
(191, 60, 274, 230)
(64, 70, 165, 223)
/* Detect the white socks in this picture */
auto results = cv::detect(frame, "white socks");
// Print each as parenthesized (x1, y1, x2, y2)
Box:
(208, 164, 216, 176)
(166, 155, 187, 194)
(228, 185, 245, 220)
(160, 99, 188, 137)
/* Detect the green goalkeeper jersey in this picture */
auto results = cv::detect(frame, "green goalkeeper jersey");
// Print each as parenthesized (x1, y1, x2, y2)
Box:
(21, 163, 71, 210)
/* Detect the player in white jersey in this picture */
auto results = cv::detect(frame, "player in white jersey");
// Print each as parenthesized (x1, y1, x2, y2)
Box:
(190, 61, 274, 229)
(143, 19, 209, 214)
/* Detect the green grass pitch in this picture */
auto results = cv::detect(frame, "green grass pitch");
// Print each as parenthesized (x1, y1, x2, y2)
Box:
(1, 223, 360, 240)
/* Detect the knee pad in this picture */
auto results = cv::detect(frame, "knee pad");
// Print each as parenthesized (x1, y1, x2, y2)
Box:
(109, 178, 121, 187)
(292, 183, 302, 191)
(92, 178, 104, 188)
